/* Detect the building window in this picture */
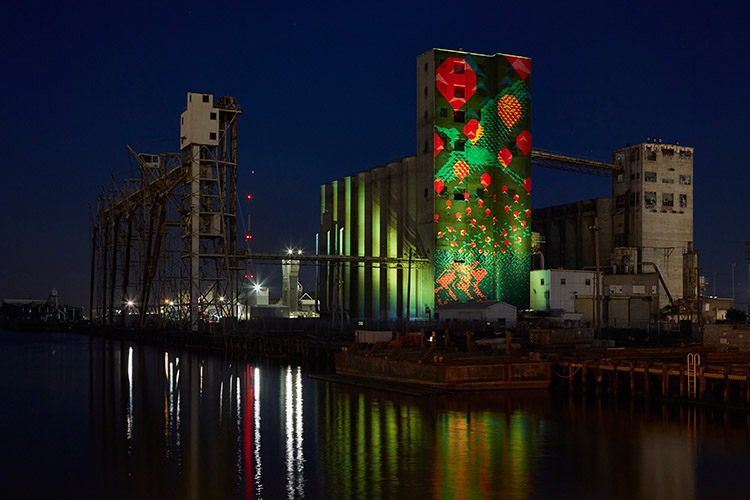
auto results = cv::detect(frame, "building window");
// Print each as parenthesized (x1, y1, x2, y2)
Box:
(629, 192, 637, 207)
(540, 279, 545, 285)
(209, 132, 217, 140)
(560, 278, 566, 285)
(453, 189, 465, 200)
(615, 195, 625, 212)
(680, 150, 692, 158)
(616, 173, 623, 183)
(424, 111, 428, 124)
(645, 171, 656, 182)
(645, 191, 656, 209)
(454, 86, 465, 98)
(454, 140, 465, 151)
(585, 279, 591, 286)
(202, 95, 209, 103)
(424, 86, 428, 98)
(453, 62, 465, 74)
(454, 111, 465, 123)
(662, 193, 674, 207)
(647, 150, 657, 161)
(680, 175, 691, 185)
(210, 112, 217, 120)
(423, 141, 429, 154)
(680, 194, 688, 208)
(424, 62, 428, 73)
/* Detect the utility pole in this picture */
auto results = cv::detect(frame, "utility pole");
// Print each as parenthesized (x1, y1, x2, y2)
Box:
(712, 271, 716, 297)
(590, 217, 601, 340)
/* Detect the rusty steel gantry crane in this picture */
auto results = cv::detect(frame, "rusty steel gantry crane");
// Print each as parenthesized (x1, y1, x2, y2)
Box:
(91, 93, 242, 331)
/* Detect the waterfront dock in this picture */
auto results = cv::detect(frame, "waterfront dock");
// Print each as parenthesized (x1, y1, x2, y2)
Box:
(552, 347, 750, 407)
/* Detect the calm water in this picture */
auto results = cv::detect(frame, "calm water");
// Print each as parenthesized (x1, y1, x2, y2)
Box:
(1, 329, 750, 499)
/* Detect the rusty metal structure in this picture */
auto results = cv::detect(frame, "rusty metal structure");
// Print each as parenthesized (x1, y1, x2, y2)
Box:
(91, 93, 242, 331)
(530, 149, 620, 177)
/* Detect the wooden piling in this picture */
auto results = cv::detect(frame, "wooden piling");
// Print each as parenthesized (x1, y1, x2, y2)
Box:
(679, 364, 685, 398)
(582, 362, 588, 393)
(724, 368, 730, 403)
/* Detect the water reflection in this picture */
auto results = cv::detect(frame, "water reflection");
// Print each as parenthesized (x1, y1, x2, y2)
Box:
(3, 330, 750, 499)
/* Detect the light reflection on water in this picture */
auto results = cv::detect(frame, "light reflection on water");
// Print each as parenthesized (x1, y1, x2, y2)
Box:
(1, 330, 750, 500)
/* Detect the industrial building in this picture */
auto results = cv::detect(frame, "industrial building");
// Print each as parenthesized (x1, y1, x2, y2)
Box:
(91, 93, 243, 331)
(320, 48, 533, 322)
(532, 139, 697, 323)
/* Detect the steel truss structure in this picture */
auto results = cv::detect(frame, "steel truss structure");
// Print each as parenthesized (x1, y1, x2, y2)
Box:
(91, 96, 242, 331)
(531, 149, 621, 177)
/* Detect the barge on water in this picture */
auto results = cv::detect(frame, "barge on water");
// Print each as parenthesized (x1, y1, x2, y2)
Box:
(334, 331, 552, 391)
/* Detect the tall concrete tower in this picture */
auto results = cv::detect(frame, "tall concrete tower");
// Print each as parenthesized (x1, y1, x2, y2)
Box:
(611, 139, 694, 305)
(417, 49, 532, 308)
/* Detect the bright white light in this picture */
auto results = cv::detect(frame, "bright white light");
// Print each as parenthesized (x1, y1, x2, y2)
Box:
(219, 296, 225, 302)
(297, 249, 302, 255)
(253, 284, 262, 292)
(127, 300, 134, 307)
(287, 248, 294, 255)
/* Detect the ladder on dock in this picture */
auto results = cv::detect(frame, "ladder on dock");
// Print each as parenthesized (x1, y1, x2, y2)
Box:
(687, 353, 700, 398)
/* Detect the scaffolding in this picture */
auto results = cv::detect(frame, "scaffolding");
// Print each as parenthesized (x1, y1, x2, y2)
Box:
(91, 94, 242, 331)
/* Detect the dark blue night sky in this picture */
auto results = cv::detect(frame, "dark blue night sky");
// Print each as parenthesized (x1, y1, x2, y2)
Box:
(2, 0, 749, 310)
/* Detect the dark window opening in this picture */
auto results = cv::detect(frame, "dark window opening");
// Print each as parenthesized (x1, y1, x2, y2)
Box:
(453, 189, 465, 200)
(424, 87, 428, 98)
(615, 195, 625, 212)
(680, 194, 688, 208)
(560, 278, 566, 285)
(662, 193, 674, 207)
(645, 171, 656, 182)
(454, 111, 465, 123)
(453, 62, 465, 74)
(454, 86, 465, 98)
(424, 62, 428, 73)
(645, 191, 656, 209)
(209, 132, 217, 140)
(210, 112, 217, 120)
(454, 140, 465, 151)
(202, 95, 209, 103)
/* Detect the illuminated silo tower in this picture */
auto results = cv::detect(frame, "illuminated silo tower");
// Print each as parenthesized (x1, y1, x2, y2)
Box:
(417, 49, 532, 308)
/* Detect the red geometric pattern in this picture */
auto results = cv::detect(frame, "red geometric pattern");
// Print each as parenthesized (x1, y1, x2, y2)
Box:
(506, 56, 531, 81)
(436, 57, 477, 111)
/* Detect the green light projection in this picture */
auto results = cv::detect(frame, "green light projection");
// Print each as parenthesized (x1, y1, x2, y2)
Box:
(433, 51, 531, 308)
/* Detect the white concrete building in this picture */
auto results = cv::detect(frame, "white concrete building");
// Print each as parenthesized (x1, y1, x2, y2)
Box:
(530, 269, 597, 312)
